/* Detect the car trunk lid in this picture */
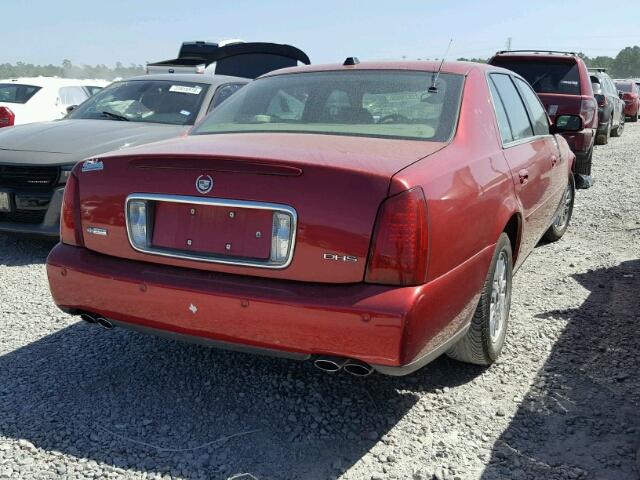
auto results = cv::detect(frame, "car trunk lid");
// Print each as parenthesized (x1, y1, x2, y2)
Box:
(77, 133, 445, 283)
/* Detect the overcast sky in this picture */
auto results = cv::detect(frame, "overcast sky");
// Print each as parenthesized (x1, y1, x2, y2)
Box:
(4, 0, 638, 66)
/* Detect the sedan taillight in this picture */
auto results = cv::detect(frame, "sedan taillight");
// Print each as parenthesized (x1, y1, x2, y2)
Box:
(0, 107, 15, 128)
(365, 187, 429, 286)
(60, 171, 84, 246)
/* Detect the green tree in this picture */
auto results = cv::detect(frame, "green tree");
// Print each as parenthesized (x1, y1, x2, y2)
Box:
(611, 46, 640, 78)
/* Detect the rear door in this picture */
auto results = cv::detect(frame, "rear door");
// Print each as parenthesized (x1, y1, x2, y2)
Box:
(488, 73, 556, 254)
(512, 76, 565, 207)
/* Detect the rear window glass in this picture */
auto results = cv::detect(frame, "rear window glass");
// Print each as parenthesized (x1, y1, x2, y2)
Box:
(193, 70, 464, 142)
(492, 60, 581, 95)
(615, 82, 632, 93)
(0, 83, 42, 104)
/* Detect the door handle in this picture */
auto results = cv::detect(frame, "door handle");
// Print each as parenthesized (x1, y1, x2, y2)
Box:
(518, 169, 529, 184)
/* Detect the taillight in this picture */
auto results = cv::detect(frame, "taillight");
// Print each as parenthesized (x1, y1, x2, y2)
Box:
(580, 98, 597, 125)
(60, 171, 84, 246)
(365, 187, 429, 286)
(0, 107, 15, 128)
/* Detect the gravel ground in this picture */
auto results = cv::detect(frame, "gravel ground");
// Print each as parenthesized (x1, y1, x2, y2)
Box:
(0, 125, 639, 480)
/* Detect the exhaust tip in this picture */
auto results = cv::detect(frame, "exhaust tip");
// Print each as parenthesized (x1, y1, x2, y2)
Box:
(95, 317, 114, 330)
(314, 357, 346, 373)
(79, 313, 97, 324)
(343, 360, 373, 377)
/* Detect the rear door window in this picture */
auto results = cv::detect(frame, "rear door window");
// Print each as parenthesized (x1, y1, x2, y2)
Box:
(490, 74, 534, 142)
(492, 60, 581, 95)
(0, 84, 42, 104)
(514, 77, 550, 136)
(488, 78, 514, 144)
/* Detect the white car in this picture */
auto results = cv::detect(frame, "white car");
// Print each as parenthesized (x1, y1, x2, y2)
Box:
(0, 77, 110, 127)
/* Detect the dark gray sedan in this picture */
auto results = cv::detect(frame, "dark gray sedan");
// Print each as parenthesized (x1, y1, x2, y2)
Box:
(0, 73, 247, 236)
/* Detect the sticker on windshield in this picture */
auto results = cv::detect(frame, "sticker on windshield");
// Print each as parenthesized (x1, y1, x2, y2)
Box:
(548, 105, 558, 116)
(180, 110, 191, 116)
(169, 85, 202, 95)
(82, 159, 104, 172)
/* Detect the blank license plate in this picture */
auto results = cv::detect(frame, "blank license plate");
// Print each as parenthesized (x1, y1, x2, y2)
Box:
(151, 202, 273, 259)
(0, 192, 10, 212)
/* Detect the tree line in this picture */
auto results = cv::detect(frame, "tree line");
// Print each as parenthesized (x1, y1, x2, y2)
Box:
(0, 59, 145, 80)
(459, 46, 640, 79)
(3, 46, 640, 80)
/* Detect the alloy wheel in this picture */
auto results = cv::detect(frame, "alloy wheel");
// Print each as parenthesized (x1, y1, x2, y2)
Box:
(554, 183, 573, 229)
(489, 251, 508, 344)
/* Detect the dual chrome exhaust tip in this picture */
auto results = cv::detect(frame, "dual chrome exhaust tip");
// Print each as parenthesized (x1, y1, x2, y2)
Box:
(79, 312, 113, 329)
(313, 356, 373, 377)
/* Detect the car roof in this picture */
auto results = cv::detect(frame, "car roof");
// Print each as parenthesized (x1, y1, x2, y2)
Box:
(490, 51, 581, 61)
(0, 77, 105, 87)
(122, 73, 250, 85)
(261, 60, 497, 78)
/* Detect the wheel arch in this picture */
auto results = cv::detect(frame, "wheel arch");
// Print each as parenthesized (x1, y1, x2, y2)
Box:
(502, 213, 522, 264)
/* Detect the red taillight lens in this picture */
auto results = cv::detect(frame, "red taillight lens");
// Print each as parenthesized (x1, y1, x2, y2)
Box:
(580, 98, 597, 125)
(365, 187, 429, 286)
(0, 107, 15, 128)
(60, 172, 84, 246)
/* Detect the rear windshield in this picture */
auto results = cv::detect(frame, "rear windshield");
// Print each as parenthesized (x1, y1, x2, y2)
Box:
(67, 80, 209, 125)
(615, 82, 632, 92)
(492, 60, 581, 95)
(193, 70, 464, 142)
(0, 83, 42, 104)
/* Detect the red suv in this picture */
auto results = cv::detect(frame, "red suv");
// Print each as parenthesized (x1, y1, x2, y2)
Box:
(489, 51, 597, 189)
(614, 80, 640, 122)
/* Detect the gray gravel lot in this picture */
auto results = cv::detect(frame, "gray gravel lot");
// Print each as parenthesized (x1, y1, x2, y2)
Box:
(1, 125, 639, 480)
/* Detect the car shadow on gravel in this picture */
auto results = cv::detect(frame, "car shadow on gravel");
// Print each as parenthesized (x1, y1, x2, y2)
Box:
(0, 234, 56, 266)
(0, 317, 483, 480)
(482, 259, 640, 480)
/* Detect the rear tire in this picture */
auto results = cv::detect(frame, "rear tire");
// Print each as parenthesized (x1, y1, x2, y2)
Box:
(574, 146, 593, 177)
(628, 111, 638, 122)
(447, 233, 513, 366)
(612, 113, 624, 137)
(543, 176, 575, 242)
(596, 119, 611, 145)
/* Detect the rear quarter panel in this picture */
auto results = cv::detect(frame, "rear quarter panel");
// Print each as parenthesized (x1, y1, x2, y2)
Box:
(391, 67, 522, 362)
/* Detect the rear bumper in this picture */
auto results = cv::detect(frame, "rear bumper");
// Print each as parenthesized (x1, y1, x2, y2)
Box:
(624, 103, 638, 116)
(560, 128, 594, 157)
(0, 186, 62, 237)
(46, 243, 491, 375)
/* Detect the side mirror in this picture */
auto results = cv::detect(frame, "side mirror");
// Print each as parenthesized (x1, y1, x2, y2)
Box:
(551, 114, 583, 133)
(66, 105, 77, 114)
(618, 91, 625, 99)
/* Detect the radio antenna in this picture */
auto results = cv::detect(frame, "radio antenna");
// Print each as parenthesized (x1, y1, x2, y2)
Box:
(429, 38, 453, 93)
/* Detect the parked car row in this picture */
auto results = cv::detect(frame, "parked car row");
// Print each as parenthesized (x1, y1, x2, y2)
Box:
(488, 51, 629, 189)
(38, 53, 580, 377)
